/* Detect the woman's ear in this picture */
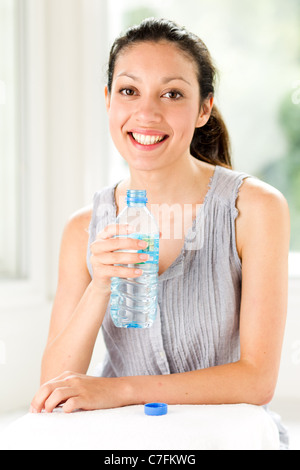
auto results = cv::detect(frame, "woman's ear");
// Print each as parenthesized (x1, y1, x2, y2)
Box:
(105, 86, 110, 112)
(196, 94, 214, 128)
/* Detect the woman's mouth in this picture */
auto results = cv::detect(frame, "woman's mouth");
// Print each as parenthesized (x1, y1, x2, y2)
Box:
(128, 132, 169, 149)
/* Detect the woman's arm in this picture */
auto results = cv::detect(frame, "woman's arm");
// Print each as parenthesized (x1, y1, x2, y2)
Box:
(40, 211, 150, 385)
(235, 177, 290, 402)
(40, 207, 103, 384)
(33, 178, 290, 412)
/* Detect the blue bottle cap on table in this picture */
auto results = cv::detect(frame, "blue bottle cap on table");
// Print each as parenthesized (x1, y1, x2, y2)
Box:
(144, 403, 168, 416)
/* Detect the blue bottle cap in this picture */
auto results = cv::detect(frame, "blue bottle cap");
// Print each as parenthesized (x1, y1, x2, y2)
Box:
(126, 190, 148, 205)
(144, 403, 168, 416)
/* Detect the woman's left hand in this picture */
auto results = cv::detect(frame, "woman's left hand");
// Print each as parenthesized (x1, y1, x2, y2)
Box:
(30, 371, 131, 414)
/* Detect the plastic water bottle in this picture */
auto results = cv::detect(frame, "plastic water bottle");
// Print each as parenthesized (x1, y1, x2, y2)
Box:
(110, 190, 160, 328)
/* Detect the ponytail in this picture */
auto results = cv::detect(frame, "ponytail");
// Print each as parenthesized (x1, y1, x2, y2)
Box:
(191, 105, 232, 168)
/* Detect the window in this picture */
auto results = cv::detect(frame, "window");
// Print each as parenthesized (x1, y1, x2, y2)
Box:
(108, 0, 300, 270)
(0, 0, 26, 279)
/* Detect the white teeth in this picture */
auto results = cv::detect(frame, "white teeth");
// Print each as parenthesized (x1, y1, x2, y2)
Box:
(132, 133, 165, 146)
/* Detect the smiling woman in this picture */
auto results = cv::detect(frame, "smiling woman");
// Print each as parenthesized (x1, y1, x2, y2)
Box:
(31, 18, 290, 450)
(106, 21, 230, 168)
(105, 39, 212, 174)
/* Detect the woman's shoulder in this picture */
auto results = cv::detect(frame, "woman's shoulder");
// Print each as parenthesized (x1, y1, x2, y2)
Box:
(237, 176, 289, 214)
(235, 176, 290, 258)
(55, 205, 94, 285)
(63, 205, 93, 245)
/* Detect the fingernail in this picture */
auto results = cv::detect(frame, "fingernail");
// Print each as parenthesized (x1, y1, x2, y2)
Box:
(30, 405, 38, 414)
(138, 241, 148, 248)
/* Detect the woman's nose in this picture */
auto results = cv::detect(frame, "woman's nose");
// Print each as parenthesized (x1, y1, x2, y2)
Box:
(134, 96, 162, 124)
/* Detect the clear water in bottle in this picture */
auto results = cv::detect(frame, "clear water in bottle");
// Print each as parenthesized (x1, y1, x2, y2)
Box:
(110, 190, 159, 328)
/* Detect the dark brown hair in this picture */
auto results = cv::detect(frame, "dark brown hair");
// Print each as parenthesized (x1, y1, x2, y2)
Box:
(107, 18, 232, 168)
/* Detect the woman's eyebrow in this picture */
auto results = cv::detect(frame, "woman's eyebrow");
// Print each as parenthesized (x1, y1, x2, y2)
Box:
(115, 72, 192, 86)
(161, 76, 192, 86)
(116, 72, 140, 81)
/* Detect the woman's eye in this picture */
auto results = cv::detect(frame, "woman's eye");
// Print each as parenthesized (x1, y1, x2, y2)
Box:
(119, 88, 183, 99)
(163, 90, 183, 100)
(120, 88, 135, 96)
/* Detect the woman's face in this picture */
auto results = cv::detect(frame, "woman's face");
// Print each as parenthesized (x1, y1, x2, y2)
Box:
(105, 41, 211, 172)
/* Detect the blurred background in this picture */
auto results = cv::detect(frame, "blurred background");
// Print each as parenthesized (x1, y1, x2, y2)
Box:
(0, 0, 299, 448)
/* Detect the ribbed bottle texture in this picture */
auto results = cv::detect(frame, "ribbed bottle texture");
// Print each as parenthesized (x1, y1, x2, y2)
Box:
(110, 190, 160, 328)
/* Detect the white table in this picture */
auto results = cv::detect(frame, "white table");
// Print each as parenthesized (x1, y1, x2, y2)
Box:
(0, 404, 280, 450)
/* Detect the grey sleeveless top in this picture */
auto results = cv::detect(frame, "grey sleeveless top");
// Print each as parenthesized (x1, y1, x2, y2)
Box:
(86, 164, 288, 448)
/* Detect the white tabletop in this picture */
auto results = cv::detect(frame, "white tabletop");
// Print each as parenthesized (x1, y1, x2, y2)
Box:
(0, 403, 280, 450)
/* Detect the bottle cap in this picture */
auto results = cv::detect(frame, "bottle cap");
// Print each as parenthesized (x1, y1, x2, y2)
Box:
(144, 403, 168, 416)
(126, 190, 148, 205)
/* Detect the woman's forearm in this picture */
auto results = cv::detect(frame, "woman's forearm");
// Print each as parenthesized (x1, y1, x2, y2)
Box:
(41, 282, 109, 385)
(123, 360, 274, 407)
(32, 358, 275, 413)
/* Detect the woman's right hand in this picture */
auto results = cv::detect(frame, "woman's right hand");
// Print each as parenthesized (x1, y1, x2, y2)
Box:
(89, 224, 149, 295)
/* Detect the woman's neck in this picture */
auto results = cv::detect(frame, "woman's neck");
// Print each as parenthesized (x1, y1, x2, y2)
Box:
(114, 156, 216, 217)
(118, 156, 214, 206)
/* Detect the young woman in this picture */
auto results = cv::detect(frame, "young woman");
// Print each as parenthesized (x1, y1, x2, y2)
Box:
(31, 19, 290, 447)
